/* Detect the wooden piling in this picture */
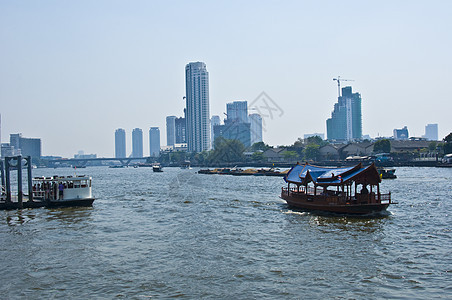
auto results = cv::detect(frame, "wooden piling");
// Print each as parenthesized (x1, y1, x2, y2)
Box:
(26, 156, 33, 202)
(5, 157, 11, 203)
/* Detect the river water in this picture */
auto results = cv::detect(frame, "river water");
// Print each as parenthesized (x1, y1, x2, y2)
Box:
(1, 166, 451, 299)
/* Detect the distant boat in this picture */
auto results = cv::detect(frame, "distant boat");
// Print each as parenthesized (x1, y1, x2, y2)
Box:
(180, 160, 191, 169)
(152, 164, 163, 172)
(281, 163, 392, 215)
(378, 168, 397, 179)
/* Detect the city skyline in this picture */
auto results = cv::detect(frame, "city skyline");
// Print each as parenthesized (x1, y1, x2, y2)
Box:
(1, 1, 451, 157)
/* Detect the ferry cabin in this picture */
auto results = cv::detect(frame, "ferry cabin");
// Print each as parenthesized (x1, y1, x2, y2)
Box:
(32, 175, 93, 202)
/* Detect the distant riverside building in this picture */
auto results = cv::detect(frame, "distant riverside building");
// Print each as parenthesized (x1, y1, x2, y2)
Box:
(393, 126, 409, 140)
(132, 128, 143, 158)
(326, 86, 362, 141)
(74, 151, 96, 159)
(226, 101, 248, 124)
(175, 117, 186, 144)
(1, 143, 18, 157)
(166, 116, 177, 146)
(9, 133, 41, 159)
(149, 127, 160, 157)
(185, 62, 210, 152)
(249, 113, 263, 145)
(115, 128, 126, 158)
(210, 115, 221, 149)
(423, 124, 438, 141)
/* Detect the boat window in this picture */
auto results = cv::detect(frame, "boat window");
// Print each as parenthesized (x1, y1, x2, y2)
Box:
(81, 180, 87, 188)
(74, 181, 81, 188)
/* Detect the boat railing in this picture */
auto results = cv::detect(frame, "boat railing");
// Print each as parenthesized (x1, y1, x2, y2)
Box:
(282, 187, 391, 205)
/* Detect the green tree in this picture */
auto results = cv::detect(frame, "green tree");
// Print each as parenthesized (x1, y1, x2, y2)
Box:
(209, 137, 245, 163)
(305, 135, 326, 146)
(251, 151, 264, 162)
(250, 142, 272, 152)
(304, 144, 320, 161)
(283, 150, 299, 161)
(373, 139, 391, 153)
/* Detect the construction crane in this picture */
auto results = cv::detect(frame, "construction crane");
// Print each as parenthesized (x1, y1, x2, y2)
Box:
(333, 76, 354, 98)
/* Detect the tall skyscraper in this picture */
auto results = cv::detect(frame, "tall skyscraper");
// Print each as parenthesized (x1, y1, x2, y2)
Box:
(115, 128, 126, 158)
(326, 86, 362, 141)
(249, 113, 263, 145)
(226, 101, 248, 124)
(185, 62, 210, 152)
(175, 117, 186, 144)
(424, 124, 438, 141)
(132, 128, 143, 158)
(149, 127, 160, 157)
(166, 116, 177, 147)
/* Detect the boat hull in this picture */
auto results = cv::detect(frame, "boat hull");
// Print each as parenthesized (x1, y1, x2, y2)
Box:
(281, 192, 389, 215)
(46, 198, 95, 208)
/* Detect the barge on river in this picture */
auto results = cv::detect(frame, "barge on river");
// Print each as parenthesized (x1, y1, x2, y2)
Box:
(281, 163, 391, 215)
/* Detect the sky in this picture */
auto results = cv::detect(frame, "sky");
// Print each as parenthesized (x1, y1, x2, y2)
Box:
(1, 0, 451, 158)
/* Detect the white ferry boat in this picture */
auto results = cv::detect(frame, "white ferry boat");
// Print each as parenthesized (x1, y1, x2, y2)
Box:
(32, 175, 95, 207)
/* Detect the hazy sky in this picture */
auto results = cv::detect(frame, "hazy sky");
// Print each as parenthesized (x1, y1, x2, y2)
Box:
(1, 0, 451, 157)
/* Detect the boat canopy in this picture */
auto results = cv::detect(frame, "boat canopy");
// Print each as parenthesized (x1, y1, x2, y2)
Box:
(284, 163, 381, 186)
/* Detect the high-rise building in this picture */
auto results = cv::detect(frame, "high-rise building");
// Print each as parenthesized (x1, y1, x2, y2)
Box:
(213, 101, 253, 148)
(226, 101, 248, 124)
(132, 128, 143, 158)
(393, 126, 409, 140)
(166, 116, 177, 147)
(185, 62, 210, 152)
(175, 117, 186, 144)
(424, 124, 438, 141)
(115, 128, 126, 158)
(249, 113, 263, 145)
(213, 122, 251, 148)
(9, 133, 41, 159)
(326, 86, 362, 141)
(149, 127, 160, 157)
(210, 115, 221, 148)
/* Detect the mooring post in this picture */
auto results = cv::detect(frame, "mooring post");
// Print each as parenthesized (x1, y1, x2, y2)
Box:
(27, 156, 33, 202)
(0, 159, 5, 195)
(5, 157, 11, 203)
(17, 156, 23, 208)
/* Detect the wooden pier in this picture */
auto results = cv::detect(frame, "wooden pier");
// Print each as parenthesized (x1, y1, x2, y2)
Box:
(0, 155, 44, 210)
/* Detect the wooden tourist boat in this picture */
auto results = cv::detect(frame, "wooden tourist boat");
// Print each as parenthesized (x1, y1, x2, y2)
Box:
(281, 163, 391, 215)
(32, 175, 95, 207)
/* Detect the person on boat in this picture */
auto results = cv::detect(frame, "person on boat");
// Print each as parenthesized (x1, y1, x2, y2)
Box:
(361, 185, 369, 195)
(58, 182, 64, 200)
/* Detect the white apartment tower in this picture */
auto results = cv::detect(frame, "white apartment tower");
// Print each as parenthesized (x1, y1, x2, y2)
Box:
(166, 116, 177, 147)
(249, 113, 263, 145)
(185, 62, 210, 152)
(132, 128, 143, 158)
(149, 127, 160, 157)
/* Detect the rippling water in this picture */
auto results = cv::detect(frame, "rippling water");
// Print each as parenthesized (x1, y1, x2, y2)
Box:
(1, 167, 451, 299)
